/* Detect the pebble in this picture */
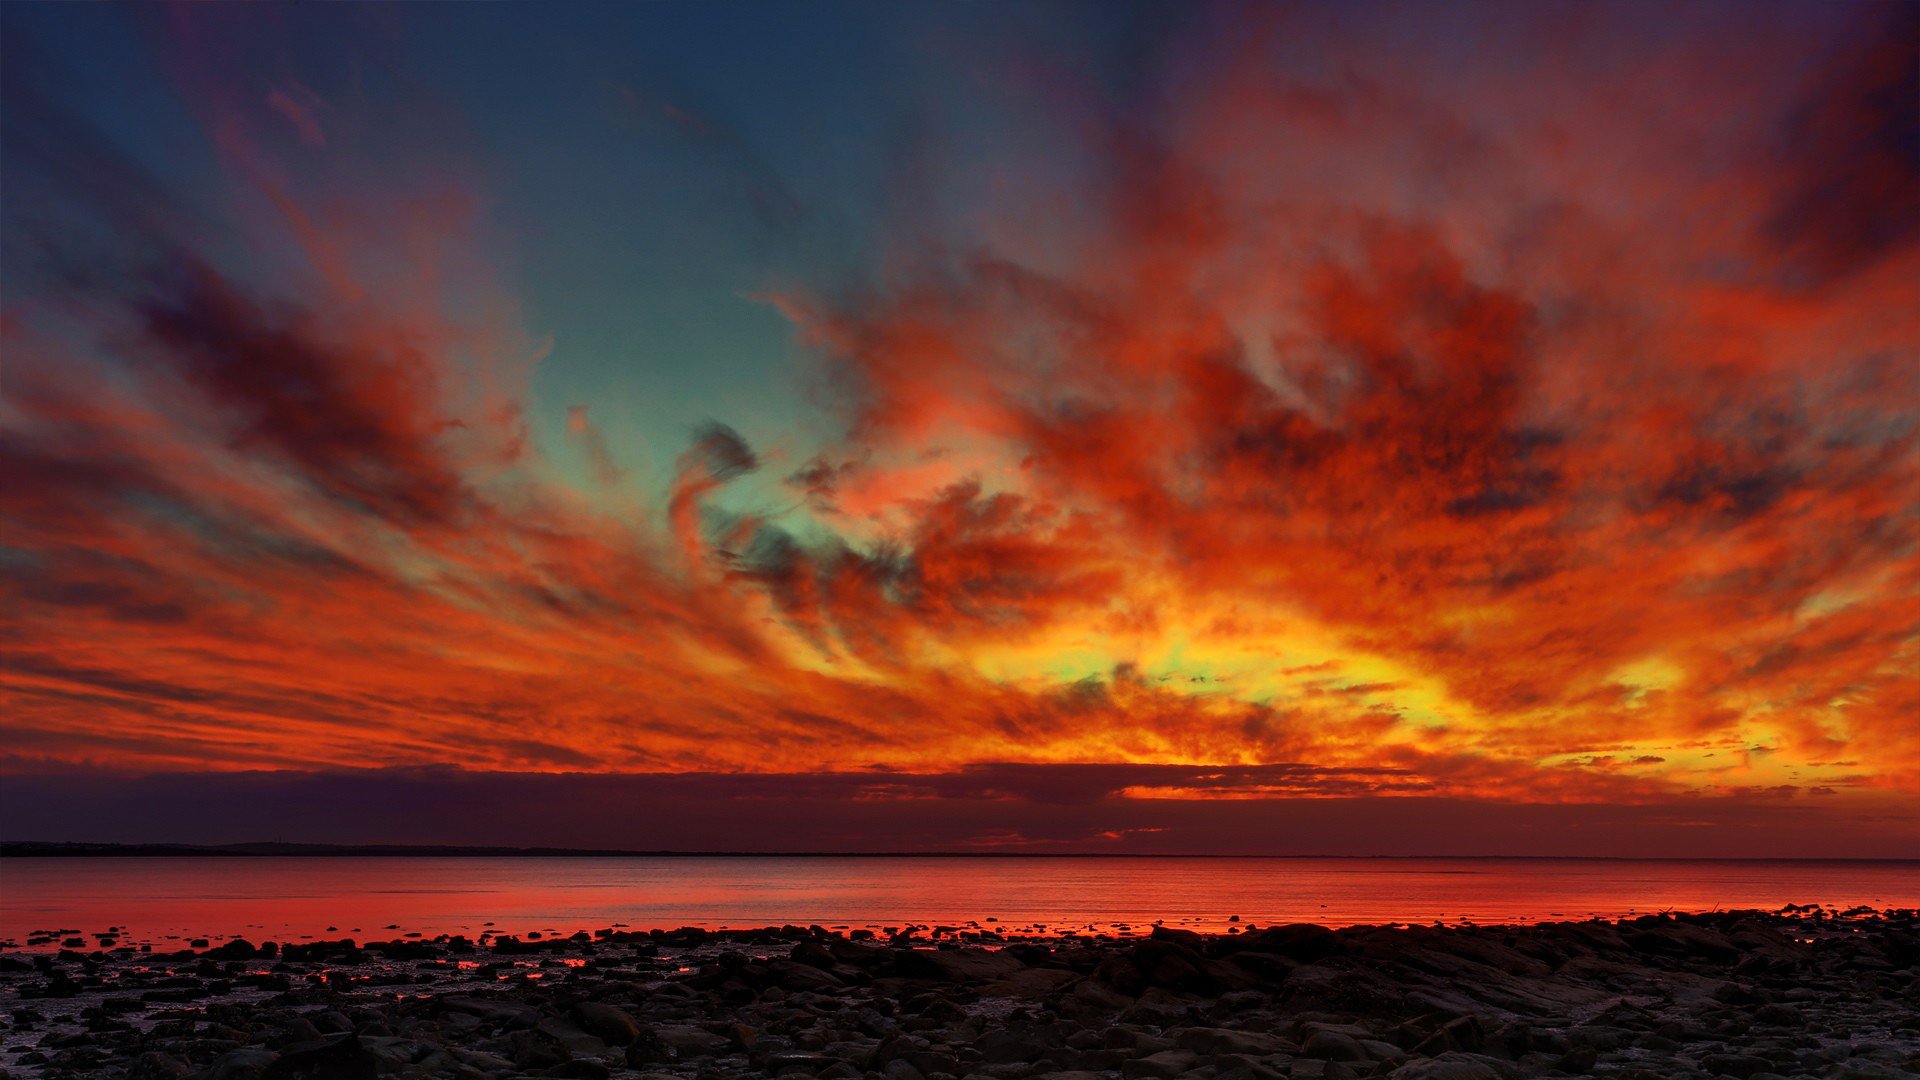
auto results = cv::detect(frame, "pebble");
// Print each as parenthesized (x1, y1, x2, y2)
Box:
(0, 908, 1914, 1079)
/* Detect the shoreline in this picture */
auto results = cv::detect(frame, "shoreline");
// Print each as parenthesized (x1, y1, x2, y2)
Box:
(2, 907, 1915, 1079)
(6, 842, 1918, 862)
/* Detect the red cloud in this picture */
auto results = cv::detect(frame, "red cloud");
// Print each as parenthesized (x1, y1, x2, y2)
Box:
(0, 3, 1913, 853)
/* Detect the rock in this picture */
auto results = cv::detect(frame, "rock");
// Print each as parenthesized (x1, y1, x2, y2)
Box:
(1286, 962, 1412, 1014)
(791, 940, 839, 968)
(1302, 1029, 1370, 1062)
(763, 1051, 842, 1072)
(1751, 1002, 1807, 1026)
(652, 1023, 731, 1058)
(1291, 1060, 1359, 1080)
(572, 1001, 642, 1045)
(1702, 1053, 1775, 1078)
(536, 1015, 610, 1058)
(307, 1010, 353, 1035)
(1626, 920, 1741, 963)
(259, 1034, 377, 1080)
(1119, 987, 1200, 1027)
(1551, 1045, 1598, 1074)
(188, 1047, 278, 1080)
(1148, 925, 1206, 947)
(1121, 1049, 1200, 1078)
(1387, 1054, 1503, 1080)
(984, 966, 1078, 998)
(129, 1052, 192, 1080)
(208, 938, 257, 960)
(438, 995, 543, 1028)
(359, 1037, 433, 1072)
(893, 947, 1026, 983)
(622, 1028, 671, 1068)
(1173, 1027, 1292, 1056)
(1237, 923, 1341, 961)
(0, 912, 1911, 1080)
(1133, 938, 1207, 989)
(765, 957, 846, 991)
(1225, 949, 1301, 984)
(508, 1029, 572, 1071)
(974, 1027, 1051, 1065)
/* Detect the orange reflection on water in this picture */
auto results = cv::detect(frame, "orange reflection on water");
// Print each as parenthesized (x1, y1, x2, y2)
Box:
(3, 856, 1915, 949)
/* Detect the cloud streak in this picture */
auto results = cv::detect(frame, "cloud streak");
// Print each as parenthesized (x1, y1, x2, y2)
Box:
(0, 2, 1914, 852)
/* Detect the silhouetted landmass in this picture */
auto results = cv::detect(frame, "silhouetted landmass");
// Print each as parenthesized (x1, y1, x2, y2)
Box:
(0, 841, 701, 858)
(3, 841, 1913, 861)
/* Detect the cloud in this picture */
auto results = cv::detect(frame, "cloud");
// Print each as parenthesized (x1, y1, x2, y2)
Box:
(1, 765, 1912, 858)
(266, 85, 327, 147)
(761, 6, 1919, 798)
(1758, 4, 1920, 286)
(138, 261, 473, 527)
(0, 2, 1913, 850)
(564, 405, 624, 486)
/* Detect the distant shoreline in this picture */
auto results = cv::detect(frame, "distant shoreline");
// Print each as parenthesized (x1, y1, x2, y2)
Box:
(2, 841, 1914, 861)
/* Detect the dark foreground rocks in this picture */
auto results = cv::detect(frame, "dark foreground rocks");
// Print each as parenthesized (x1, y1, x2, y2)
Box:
(2, 908, 1915, 1079)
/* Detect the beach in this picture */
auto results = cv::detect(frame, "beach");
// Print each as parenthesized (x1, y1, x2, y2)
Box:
(3, 906, 1915, 1079)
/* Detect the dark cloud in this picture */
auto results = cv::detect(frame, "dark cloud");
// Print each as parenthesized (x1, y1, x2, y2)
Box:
(2, 766, 1912, 858)
(682, 422, 760, 482)
(1760, 5, 1920, 285)
(139, 263, 471, 528)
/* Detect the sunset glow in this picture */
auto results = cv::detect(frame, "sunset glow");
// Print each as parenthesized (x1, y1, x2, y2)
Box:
(2, 2, 1915, 855)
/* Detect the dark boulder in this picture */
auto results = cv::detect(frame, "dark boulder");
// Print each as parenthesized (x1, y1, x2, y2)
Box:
(892, 947, 1025, 983)
(259, 1034, 377, 1080)
(1229, 923, 1341, 962)
(571, 1001, 642, 1045)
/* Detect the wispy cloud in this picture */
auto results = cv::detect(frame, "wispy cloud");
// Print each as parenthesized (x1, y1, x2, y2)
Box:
(0, 3, 1913, 850)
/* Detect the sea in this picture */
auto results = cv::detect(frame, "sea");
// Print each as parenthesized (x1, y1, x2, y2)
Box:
(2, 856, 1914, 949)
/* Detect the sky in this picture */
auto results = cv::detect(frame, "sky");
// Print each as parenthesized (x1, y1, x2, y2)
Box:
(2, 2, 1916, 856)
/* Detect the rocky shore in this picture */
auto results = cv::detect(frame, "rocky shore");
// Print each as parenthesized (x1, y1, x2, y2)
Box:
(2, 907, 1915, 1080)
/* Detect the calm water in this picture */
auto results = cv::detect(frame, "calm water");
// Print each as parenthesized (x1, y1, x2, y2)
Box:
(2, 856, 1914, 948)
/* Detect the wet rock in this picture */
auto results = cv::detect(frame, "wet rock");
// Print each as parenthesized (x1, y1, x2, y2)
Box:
(188, 1047, 278, 1080)
(1234, 923, 1341, 962)
(766, 957, 847, 992)
(129, 1051, 192, 1080)
(1290, 1060, 1360, 1080)
(1750, 1002, 1807, 1026)
(653, 1023, 731, 1058)
(1173, 1026, 1292, 1056)
(571, 1001, 642, 1045)
(438, 994, 543, 1029)
(1387, 1054, 1504, 1080)
(207, 939, 257, 960)
(259, 1034, 377, 1080)
(1122, 1048, 1199, 1078)
(1701, 1052, 1775, 1078)
(0, 910, 1911, 1080)
(1302, 1028, 1370, 1062)
(1286, 961, 1412, 1014)
(893, 947, 1026, 983)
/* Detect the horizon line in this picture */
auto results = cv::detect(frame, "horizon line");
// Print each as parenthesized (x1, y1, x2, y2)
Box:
(3, 841, 1914, 862)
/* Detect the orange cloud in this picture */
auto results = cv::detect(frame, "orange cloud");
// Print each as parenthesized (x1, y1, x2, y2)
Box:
(0, 3, 1913, 853)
